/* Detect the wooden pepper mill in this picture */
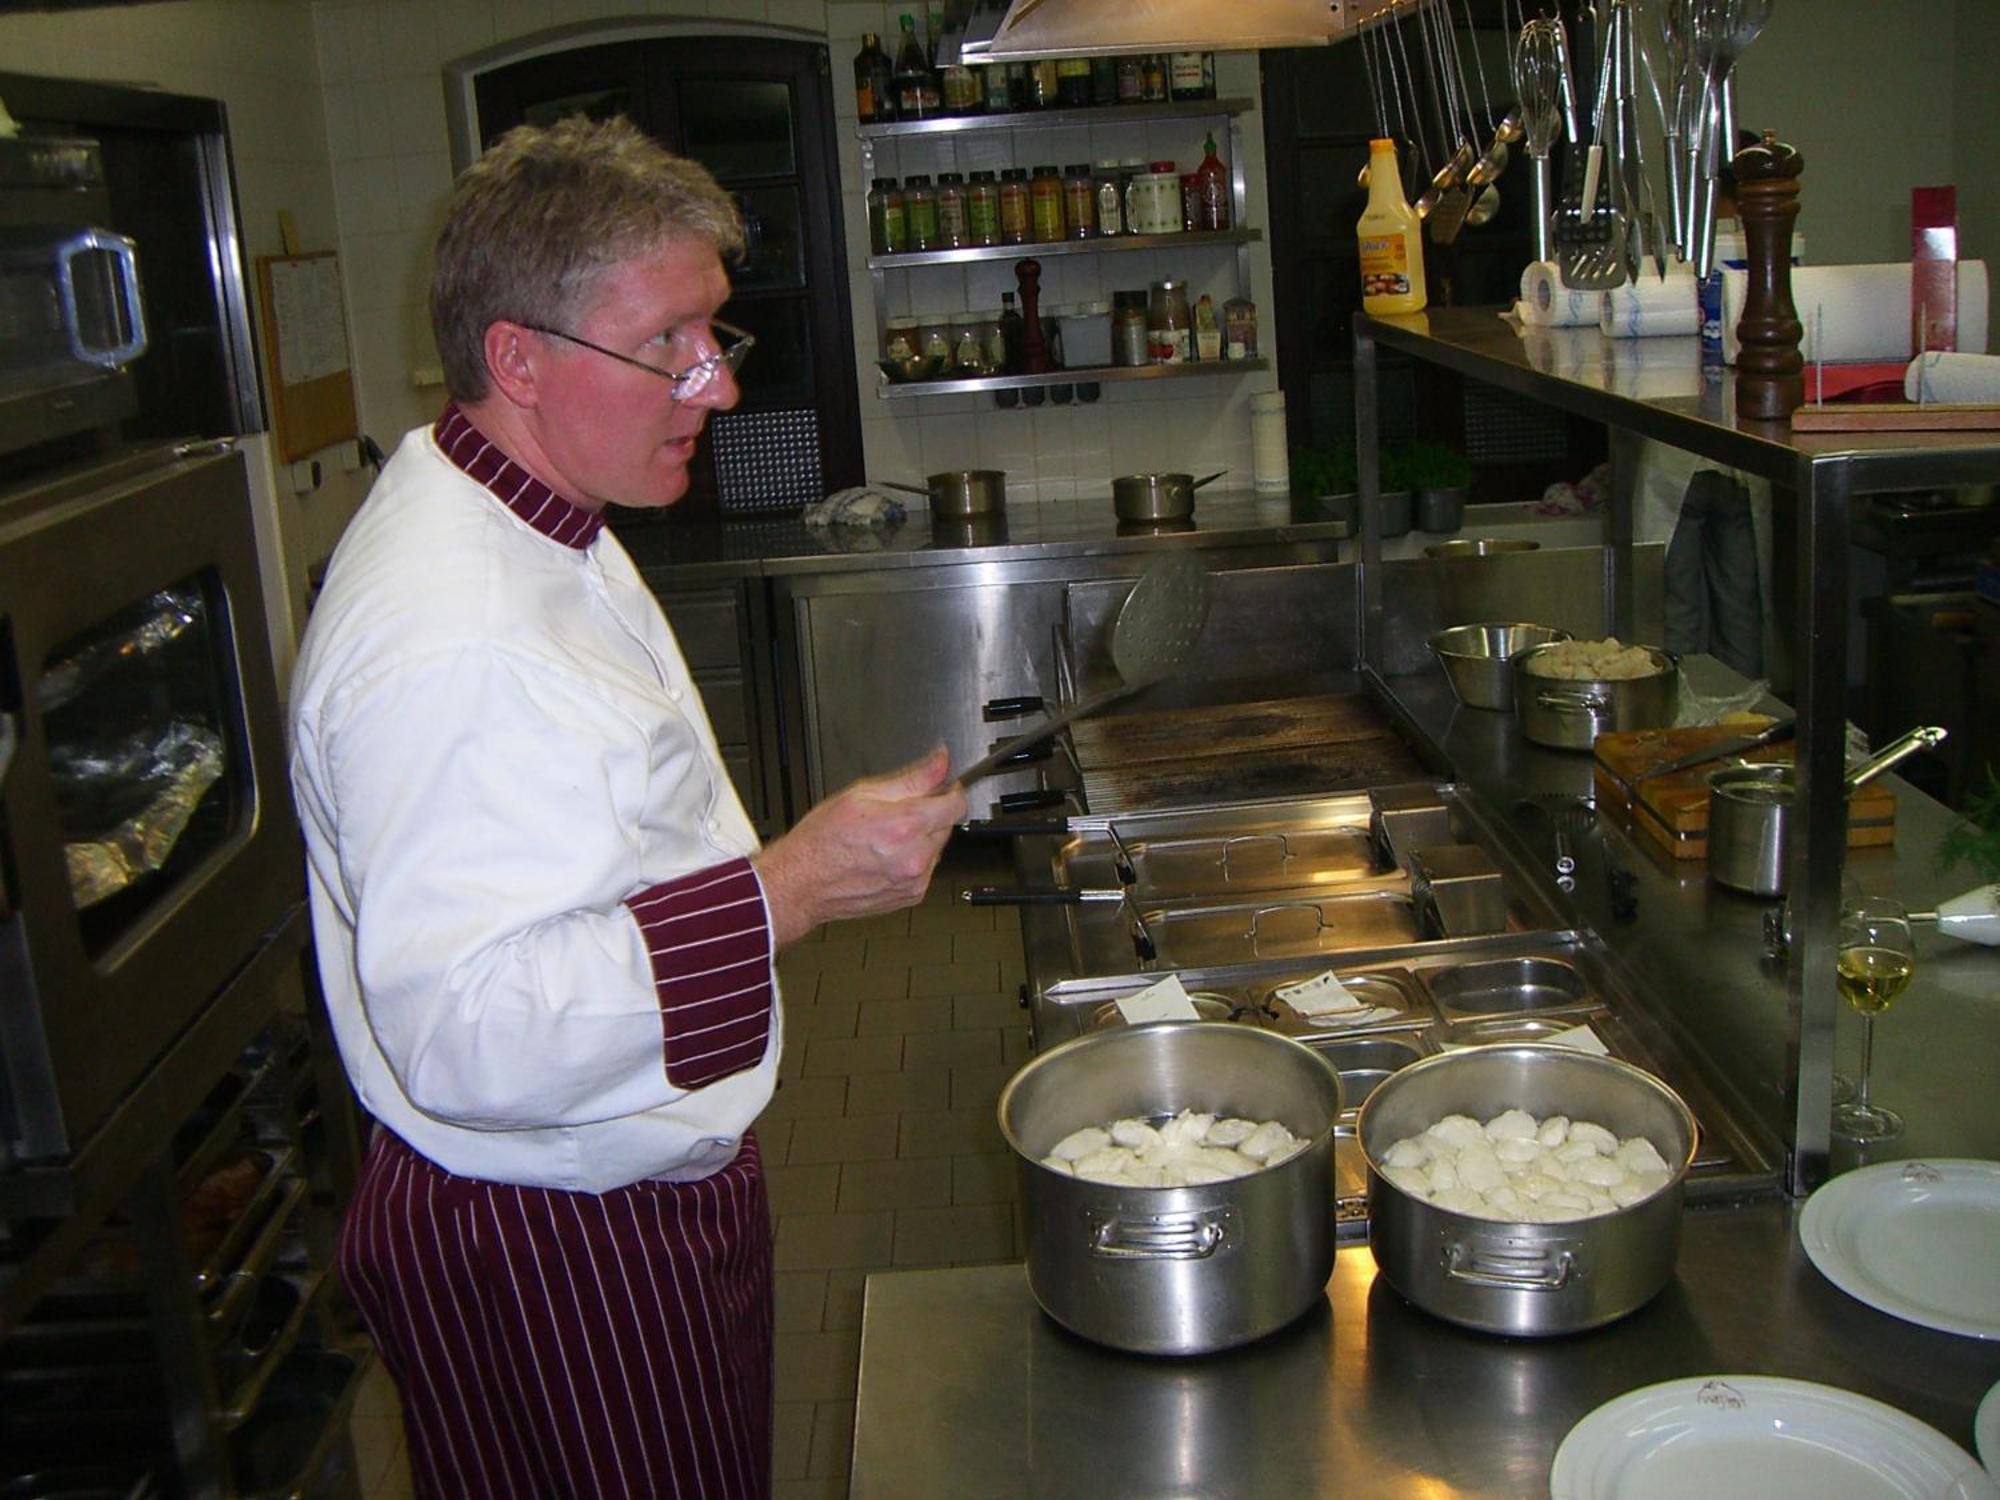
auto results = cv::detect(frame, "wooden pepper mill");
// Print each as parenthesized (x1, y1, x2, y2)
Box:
(1731, 131, 1806, 420)
(1014, 258, 1050, 375)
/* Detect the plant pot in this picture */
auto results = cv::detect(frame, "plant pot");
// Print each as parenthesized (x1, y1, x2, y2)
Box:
(1416, 485, 1467, 533)
(1377, 489, 1414, 538)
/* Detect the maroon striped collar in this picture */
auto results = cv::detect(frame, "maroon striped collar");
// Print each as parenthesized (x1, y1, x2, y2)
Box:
(433, 403, 605, 550)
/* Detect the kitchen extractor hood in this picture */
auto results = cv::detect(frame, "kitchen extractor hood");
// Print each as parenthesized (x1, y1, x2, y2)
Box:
(959, 0, 1397, 62)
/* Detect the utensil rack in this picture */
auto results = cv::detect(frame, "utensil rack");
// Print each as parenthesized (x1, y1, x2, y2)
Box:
(1354, 307, 2000, 1194)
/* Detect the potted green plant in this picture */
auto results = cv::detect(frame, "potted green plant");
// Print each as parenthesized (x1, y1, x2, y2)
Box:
(1940, 768, 2000, 884)
(1399, 439, 1475, 533)
(1375, 442, 1416, 537)
(1290, 441, 1357, 528)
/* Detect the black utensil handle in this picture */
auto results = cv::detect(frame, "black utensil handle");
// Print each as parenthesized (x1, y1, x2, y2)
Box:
(960, 887, 1085, 905)
(957, 817, 1071, 837)
(983, 695, 1046, 721)
(997, 787, 1068, 813)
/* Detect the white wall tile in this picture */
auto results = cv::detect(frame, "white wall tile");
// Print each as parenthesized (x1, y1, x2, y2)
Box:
(376, 2, 441, 75)
(394, 150, 455, 233)
(386, 73, 451, 150)
(765, 0, 827, 33)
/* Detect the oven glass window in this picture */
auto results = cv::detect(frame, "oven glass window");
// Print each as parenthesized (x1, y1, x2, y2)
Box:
(38, 567, 244, 955)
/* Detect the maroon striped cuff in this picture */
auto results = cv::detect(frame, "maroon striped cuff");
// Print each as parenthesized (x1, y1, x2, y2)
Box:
(434, 402, 605, 550)
(626, 857, 773, 1090)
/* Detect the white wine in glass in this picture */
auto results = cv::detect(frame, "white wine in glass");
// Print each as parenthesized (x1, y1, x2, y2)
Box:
(1832, 898, 1917, 1141)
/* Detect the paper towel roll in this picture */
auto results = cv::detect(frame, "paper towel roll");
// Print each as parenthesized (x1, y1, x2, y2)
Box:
(1600, 273, 1700, 338)
(1904, 351, 2000, 404)
(1251, 390, 1290, 491)
(1519, 262, 1600, 327)
(1721, 261, 1991, 364)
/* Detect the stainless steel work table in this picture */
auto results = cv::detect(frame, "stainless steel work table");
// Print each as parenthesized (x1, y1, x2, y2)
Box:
(850, 1198, 2000, 1499)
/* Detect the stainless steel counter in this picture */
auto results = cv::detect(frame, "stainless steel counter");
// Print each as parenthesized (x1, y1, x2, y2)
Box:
(851, 1199, 2000, 1499)
(619, 489, 1350, 582)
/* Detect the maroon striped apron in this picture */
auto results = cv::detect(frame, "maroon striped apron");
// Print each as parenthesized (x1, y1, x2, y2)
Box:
(336, 1128, 772, 1500)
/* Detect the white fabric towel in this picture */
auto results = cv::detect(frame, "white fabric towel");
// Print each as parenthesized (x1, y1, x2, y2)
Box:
(1904, 351, 2000, 404)
(803, 487, 907, 528)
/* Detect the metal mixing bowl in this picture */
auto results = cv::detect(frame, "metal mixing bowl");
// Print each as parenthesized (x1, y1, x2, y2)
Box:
(1427, 622, 1573, 711)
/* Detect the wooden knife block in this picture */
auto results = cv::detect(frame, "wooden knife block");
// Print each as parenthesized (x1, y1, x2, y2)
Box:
(1592, 723, 1896, 862)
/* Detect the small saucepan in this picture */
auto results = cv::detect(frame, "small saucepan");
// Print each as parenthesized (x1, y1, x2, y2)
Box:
(1706, 724, 1948, 896)
(1111, 469, 1227, 522)
(879, 470, 1008, 519)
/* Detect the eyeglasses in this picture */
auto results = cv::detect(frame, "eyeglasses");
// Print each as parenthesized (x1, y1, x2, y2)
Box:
(524, 317, 754, 400)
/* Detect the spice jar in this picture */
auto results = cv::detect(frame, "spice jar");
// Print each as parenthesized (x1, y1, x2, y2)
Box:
(1126, 163, 1181, 236)
(1093, 162, 1124, 237)
(966, 170, 1000, 247)
(1090, 56, 1119, 105)
(1141, 54, 1168, 102)
(867, 177, 907, 255)
(1116, 56, 1143, 102)
(1180, 173, 1201, 233)
(1062, 163, 1096, 239)
(904, 174, 939, 251)
(1056, 57, 1091, 107)
(1147, 278, 1191, 364)
(935, 171, 968, 249)
(1028, 58, 1060, 108)
(982, 63, 1012, 114)
(1223, 297, 1257, 359)
(1029, 164, 1065, 242)
(952, 313, 993, 375)
(883, 316, 923, 380)
(1112, 290, 1150, 366)
(998, 167, 1031, 245)
(940, 62, 980, 115)
(917, 317, 953, 378)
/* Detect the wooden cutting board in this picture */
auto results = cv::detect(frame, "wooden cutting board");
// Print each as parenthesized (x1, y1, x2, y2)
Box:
(1593, 722, 1896, 862)
(1069, 693, 1391, 770)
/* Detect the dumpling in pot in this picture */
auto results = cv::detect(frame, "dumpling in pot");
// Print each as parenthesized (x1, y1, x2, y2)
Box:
(1050, 1126, 1111, 1162)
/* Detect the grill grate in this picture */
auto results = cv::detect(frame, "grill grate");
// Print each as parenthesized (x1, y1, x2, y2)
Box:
(711, 408, 822, 513)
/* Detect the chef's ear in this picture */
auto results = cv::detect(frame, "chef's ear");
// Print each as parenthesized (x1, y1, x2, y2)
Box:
(483, 321, 544, 410)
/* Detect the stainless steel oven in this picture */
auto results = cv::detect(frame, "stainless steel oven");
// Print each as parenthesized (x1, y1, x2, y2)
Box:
(0, 134, 147, 457)
(0, 441, 301, 1169)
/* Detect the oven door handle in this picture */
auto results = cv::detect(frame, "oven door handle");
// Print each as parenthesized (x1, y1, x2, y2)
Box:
(58, 228, 150, 369)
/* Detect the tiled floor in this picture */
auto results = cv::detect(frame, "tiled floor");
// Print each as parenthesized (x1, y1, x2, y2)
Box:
(353, 840, 1028, 1500)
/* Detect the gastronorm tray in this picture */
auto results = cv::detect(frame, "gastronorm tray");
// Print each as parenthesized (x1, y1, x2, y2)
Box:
(1416, 955, 1600, 1021)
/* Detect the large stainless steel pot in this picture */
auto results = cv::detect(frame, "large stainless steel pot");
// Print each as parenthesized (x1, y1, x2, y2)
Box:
(1512, 642, 1678, 750)
(1111, 469, 1225, 521)
(1706, 724, 1948, 896)
(998, 1022, 1341, 1355)
(1427, 622, 1573, 712)
(879, 469, 1007, 518)
(1358, 1045, 1697, 1336)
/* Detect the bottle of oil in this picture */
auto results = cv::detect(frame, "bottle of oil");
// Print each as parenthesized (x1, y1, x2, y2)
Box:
(892, 12, 940, 120)
(853, 32, 894, 123)
(1356, 137, 1426, 315)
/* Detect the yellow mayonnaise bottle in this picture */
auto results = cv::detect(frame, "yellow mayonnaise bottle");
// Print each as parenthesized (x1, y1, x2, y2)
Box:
(1357, 137, 1427, 315)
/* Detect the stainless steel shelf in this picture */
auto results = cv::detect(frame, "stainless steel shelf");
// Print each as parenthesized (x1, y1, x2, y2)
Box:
(877, 358, 1267, 399)
(857, 96, 1249, 140)
(867, 227, 1259, 271)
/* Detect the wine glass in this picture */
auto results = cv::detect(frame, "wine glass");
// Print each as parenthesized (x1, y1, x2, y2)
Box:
(1832, 897, 1917, 1141)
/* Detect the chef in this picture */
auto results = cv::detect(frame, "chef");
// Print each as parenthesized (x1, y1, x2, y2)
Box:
(288, 116, 964, 1500)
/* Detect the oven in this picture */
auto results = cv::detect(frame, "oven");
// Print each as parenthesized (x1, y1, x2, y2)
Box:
(0, 441, 301, 1174)
(0, 134, 147, 458)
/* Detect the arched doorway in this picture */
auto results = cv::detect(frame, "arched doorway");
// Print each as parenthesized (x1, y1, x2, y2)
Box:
(462, 27, 862, 525)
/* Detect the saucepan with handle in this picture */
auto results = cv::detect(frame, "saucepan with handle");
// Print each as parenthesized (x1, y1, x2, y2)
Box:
(1111, 470, 1227, 522)
(877, 470, 1008, 519)
(1706, 725, 1947, 896)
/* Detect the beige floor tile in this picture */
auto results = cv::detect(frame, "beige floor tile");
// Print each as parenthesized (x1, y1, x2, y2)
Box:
(766, 1163, 841, 1215)
(757, 1118, 794, 1165)
(774, 1210, 896, 1270)
(808, 1400, 857, 1479)
(951, 1151, 1019, 1205)
(842, 1068, 950, 1117)
(818, 965, 913, 1002)
(787, 998, 862, 1040)
(349, 1414, 404, 1494)
(830, 909, 912, 939)
(907, 958, 1001, 997)
(891, 1203, 1017, 1266)
(854, 995, 956, 1036)
(782, 1114, 900, 1165)
(757, 1075, 848, 1123)
(773, 1399, 817, 1479)
(779, 935, 867, 976)
(952, 991, 1032, 1030)
(901, 1029, 1003, 1071)
(896, 1106, 1006, 1158)
(802, 1034, 906, 1077)
(774, 1327, 863, 1401)
(950, 1061, 1017, 1110)
(863, 932, 954, 968)
(774, 1476, 848, 1500)
(951, 929, 1023, 964)
(775, 1270, 829, 1333)
(913, 900, 1001, 934)
(836, 1156, 952, 1212)
(353, 1359, 402, 1421)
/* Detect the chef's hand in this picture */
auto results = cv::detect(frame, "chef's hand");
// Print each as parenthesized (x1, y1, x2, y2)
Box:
(754, 746, 965, 947)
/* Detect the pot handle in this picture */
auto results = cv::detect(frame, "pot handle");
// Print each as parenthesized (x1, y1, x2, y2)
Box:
(1535, 687, 1612, 727)
(1442, 1241, 1575, 1290)
(1088, 1207, 1232, 1261)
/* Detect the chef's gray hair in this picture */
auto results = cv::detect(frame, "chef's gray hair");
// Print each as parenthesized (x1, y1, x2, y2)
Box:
(431, 115, 745, 402)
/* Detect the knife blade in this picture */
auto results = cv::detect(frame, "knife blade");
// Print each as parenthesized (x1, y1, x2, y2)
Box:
(1630, 718, 1796, 783)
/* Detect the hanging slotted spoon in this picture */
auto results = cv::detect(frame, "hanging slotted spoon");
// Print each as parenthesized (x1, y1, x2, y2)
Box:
(953, 551, 1211, 784)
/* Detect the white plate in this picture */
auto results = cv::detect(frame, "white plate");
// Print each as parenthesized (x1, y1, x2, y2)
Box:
(1550, 1376, 2000, 1500)
(1978, 1380, 2000, 1478)
(1799, 1159, 2000, 1339)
